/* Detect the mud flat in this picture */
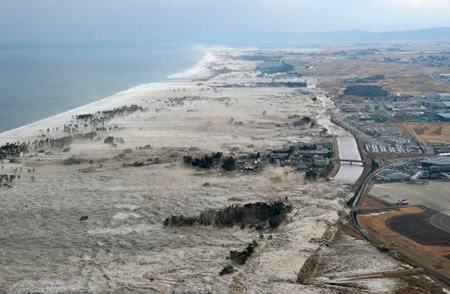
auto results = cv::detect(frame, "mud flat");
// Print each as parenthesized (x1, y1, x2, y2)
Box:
(0, 48, 405, 293)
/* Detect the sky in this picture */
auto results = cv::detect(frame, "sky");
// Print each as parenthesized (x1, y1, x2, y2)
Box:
(0, 0, 449, 43)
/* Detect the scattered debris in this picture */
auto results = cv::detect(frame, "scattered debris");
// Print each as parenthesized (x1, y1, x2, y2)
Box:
(219, 265, 235, 276)
(63, 156, 89, 165)
(229, 241, 258, 265)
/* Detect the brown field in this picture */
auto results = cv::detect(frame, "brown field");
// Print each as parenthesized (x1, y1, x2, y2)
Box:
(360, 195, 388, 208)
(408, 122, 450, 142)
(358, 206, 450, 280)
(285, 47, 450, 98)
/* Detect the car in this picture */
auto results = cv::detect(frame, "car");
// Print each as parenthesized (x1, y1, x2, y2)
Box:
(395, 199, 408, 206)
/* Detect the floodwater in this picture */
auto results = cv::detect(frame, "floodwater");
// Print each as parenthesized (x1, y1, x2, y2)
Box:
(0, 163, 258, 293)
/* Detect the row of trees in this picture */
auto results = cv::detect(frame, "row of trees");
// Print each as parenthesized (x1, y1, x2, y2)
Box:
(164, 201, 292, 229)
(76, 104, 145, 125)
(0, 142, 28, 157)
(183, 152, 236, 171)
(344, 85, 388, 97)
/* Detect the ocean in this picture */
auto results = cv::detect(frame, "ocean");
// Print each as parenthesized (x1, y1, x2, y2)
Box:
(0, 43, 202, 133)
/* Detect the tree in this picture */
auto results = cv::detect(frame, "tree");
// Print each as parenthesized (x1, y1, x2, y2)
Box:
(222, 156, 236, 171)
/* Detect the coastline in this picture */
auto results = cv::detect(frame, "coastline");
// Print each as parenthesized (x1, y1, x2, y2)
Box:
(0, 83, 177, 143)
(1, 47, 364, 183)
(168, 50, 216, 79)
(0, 49, 210, 144)
(0, 47, 399, 293)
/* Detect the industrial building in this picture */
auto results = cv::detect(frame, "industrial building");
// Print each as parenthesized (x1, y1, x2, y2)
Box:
(423, 93, 450, 100)
(438, 93, 450, 100)
(420, 157, 450, 172)
(436, 113, 450, 121)
(376, 170, 411, 182)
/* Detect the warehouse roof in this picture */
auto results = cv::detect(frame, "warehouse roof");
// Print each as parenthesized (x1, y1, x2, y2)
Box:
(437, 113, 450, 120)
(420, 157, 450, 166)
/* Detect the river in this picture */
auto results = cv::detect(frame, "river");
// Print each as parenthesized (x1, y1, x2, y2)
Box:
(334, 136, 364, 184)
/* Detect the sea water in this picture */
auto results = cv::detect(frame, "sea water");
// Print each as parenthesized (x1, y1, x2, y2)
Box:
(0, 43, 202, 132)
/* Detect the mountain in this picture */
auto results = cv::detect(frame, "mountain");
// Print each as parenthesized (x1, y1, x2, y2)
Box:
(199, 27, 450, 46)
(298, 27, 450, 41)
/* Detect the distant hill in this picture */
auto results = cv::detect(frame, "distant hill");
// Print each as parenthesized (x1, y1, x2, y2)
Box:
(202, 27, 450, 46)
(294, 27, 450, 42)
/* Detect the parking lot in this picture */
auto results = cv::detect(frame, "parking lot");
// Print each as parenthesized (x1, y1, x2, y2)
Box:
(369, 181, 450, 215)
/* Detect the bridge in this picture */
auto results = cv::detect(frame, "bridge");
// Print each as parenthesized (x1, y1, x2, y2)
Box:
(337, 158, 363, 166)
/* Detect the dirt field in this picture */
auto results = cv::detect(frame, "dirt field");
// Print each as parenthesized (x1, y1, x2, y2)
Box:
(360, 195, 389, 208)
(285, 48, 450, 98)
(358, 206, 450, 280)
(408, 122, 450, 143)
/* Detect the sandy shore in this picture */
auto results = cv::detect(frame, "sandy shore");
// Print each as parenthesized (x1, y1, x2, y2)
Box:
(0, 47, 404, 293)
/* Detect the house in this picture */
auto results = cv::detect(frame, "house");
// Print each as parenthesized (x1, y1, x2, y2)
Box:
(313, 155, 330, 167)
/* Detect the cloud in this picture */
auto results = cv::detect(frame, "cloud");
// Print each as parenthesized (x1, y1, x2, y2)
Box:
(0, 0, 448, 42)
(391, 0, 448, 5)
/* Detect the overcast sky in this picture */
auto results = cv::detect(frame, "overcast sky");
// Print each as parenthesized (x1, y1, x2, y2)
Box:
(1, 0, 449, 43)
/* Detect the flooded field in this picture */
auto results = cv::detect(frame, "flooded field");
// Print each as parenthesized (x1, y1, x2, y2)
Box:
(0, 48, 400, 293)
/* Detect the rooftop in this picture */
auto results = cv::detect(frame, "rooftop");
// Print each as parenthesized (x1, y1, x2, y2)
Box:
(420, 157, 450, 166)
(436, 113, 450, 119)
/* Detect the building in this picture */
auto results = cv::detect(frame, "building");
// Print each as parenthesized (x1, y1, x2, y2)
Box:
(438, 93, 450, 101)
(376, 171, 410, 182)
(423, 93, 450, 100)
(436, 113, 450, 121)
(296, 163, 309, 171)
(313, 155, 330, 167)
(423, 93, 440, 99)
(420, 157, 450, 172)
